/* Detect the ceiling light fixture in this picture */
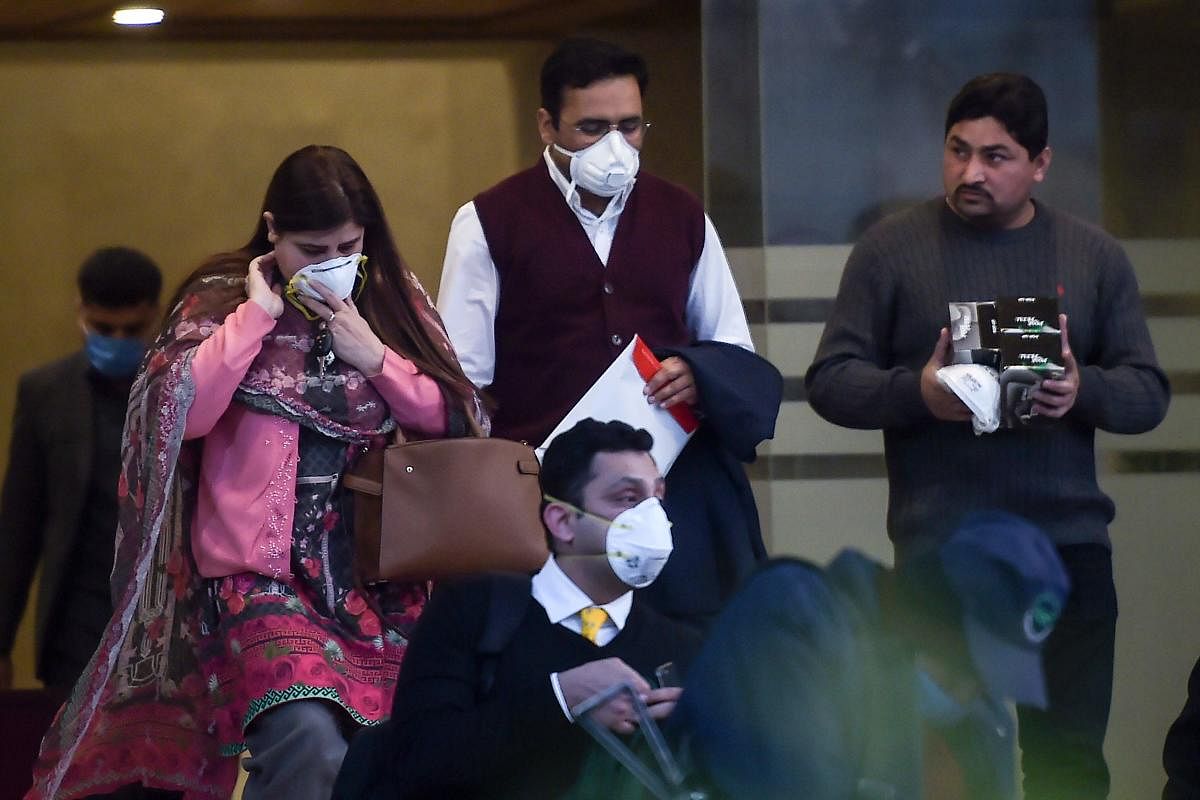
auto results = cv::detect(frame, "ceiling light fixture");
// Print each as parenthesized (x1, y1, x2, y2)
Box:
(112, 8, 166, 26)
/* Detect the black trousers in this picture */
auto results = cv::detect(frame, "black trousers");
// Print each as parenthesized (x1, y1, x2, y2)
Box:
(1163, 655, 1200, 799)
(1017, 543, 1117, 799)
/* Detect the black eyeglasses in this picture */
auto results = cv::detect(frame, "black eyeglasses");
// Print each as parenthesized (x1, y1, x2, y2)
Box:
(571, 117, 651, 138)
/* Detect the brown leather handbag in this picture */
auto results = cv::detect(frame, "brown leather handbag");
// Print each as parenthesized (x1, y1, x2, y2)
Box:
(343, 434, 548, 582)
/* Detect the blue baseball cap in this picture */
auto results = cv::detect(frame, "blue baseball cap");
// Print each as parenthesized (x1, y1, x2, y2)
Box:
(937, 511, 1070, 708)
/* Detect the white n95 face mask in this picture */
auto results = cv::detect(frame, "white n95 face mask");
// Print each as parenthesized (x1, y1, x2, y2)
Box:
(554, 130, 640, 197)
(605, 497, 673, 588)
(937, 363, 1001, 434)
(287, 253, 363, 301)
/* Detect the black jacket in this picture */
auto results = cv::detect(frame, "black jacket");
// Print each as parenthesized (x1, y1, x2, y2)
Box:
(0, 352, 98, 677)
(642, 340, 781, 629)
(333, 573, 701, 799)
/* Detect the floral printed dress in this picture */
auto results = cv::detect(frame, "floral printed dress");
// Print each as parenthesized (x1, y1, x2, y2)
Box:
(197, 425, 425, 755)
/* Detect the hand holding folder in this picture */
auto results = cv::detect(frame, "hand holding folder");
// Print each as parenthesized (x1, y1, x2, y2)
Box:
(538, 336, 699, 473)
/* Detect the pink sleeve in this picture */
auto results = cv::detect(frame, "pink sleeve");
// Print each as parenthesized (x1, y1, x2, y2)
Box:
(183, 302, 277, 440)
(369, 349, 448, 435)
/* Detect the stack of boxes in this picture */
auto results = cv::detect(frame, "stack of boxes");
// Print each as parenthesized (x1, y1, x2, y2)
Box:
(948, 297, 1063, 428)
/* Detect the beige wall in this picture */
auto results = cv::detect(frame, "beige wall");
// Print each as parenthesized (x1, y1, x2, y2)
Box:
(0, 40, 547, 314)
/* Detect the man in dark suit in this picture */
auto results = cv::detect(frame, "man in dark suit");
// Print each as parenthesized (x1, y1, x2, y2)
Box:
(333, 418, 702, 799)
(0, 246, 161, 694)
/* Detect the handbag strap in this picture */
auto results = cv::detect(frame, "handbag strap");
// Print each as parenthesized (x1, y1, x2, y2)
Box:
(388, 399, 486, 445)
(466, 411, 485, 438)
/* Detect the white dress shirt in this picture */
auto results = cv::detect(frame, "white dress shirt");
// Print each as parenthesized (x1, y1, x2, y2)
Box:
(436, 148, 754, 390)
(530, 555, 633, 721)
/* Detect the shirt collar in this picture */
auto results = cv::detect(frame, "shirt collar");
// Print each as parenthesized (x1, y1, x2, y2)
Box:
(541, 147, 633, 226)
(531, 555, 633, 629)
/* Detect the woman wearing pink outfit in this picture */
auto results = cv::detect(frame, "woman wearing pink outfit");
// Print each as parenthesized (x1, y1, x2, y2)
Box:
(28, 145, 485, 800)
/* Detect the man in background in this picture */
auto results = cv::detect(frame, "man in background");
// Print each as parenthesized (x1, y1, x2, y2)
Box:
(0, 246, 162, 694)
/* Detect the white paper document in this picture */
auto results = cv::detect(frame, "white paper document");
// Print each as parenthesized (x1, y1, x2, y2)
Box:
(538, 335, 699, 473)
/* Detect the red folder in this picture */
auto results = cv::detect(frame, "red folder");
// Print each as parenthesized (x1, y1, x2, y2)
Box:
(631, 338, 700, 434)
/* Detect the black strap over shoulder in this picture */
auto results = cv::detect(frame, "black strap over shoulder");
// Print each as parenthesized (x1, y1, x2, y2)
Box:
(476, 572, 534, 698)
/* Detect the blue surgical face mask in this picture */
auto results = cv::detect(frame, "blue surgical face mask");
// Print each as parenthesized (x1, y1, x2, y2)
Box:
(85, 333, 145, 377)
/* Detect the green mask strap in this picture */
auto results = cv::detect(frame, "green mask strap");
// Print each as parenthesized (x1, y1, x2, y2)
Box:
(281, 255, 368, 320)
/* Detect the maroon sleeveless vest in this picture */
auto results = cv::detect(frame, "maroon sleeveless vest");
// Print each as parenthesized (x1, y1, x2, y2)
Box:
(474, 163, 703, 443)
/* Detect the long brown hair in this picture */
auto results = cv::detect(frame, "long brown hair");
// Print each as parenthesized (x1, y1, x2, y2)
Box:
(167, 145, 478, 416)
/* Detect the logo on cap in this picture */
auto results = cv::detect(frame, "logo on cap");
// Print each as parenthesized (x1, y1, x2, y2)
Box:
(1022, 591, 1062, 644)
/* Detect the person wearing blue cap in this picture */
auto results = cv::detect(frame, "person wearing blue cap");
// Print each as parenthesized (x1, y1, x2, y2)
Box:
(673, 511, 1070, 799)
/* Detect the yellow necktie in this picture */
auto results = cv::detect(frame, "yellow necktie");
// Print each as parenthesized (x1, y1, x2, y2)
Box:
(579, 606, 609, 644)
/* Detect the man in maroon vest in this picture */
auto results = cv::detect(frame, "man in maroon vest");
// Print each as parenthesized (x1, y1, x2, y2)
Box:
(437, 37, 781, 629)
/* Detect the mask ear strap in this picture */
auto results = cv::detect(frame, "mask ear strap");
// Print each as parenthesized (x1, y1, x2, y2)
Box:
(352, 257, 368, 302)
(542, 494, 582, 516)
(542, 495, 615, 527)
(550, 145, 582, 197)
(283, 282, 321, 321)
